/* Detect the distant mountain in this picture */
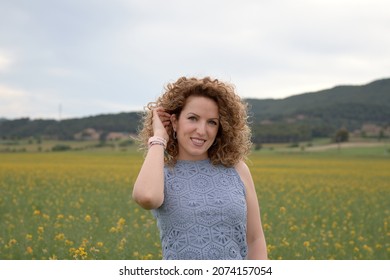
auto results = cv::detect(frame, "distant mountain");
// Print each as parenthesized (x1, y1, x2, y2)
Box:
(1, 78, 389, 142)
(248, 78, 390, 142)
(0, 112, 141, 140)
(248, 78, 390, 119)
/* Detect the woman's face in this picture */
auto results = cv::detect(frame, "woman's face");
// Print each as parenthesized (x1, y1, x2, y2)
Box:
(171, 95, 220, 161)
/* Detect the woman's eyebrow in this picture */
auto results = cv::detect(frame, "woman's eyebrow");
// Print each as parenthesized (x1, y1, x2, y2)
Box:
(187, 112, 219, 120)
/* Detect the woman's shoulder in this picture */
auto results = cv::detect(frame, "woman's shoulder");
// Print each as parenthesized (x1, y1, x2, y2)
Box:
(234, 160, 250, 176)
(234, 160, 253, 189)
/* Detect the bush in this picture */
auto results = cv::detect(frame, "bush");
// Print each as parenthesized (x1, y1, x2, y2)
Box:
(52, 144, 71, 152)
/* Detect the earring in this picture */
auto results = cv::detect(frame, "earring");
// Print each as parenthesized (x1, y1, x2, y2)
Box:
(173, 131, 177, 140)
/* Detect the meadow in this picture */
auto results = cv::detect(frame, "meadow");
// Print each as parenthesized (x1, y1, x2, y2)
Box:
(0, 145, 389, 260)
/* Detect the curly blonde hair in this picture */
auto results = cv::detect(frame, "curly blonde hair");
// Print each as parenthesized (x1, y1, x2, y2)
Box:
(138, 76, 252, 167)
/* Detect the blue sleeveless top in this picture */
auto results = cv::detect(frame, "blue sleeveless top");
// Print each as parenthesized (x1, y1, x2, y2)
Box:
(152, 159, 248, 260)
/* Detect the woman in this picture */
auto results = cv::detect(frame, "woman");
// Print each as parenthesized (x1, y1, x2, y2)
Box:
(133, 76, 267, 260)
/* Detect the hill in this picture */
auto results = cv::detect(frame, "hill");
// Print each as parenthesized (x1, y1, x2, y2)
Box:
(247, 78, 390, 142)
(1, 78, 389, 143)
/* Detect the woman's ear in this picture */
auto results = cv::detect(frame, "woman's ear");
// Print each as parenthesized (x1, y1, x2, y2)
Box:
(170, 114, 177, 131)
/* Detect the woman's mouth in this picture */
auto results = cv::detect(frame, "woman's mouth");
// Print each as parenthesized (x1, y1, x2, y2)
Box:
(190, 137, 206, 146)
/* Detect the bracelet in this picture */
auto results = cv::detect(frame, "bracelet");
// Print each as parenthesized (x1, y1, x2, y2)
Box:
(148, 136, 167, 149)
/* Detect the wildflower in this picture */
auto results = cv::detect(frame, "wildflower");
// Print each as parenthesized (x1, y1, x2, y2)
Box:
(279, 206, 286, 214)
(26, 246, 33, 254)
(303, 241, 310, 247)
(54, 233, 65, 241)
(117, 218, 126, 229)
(109, 227, 117, 233)
(8, 239, 17, 246)
(289, 225, 299, 232)
(57, 214, 64, 220)
(84, 215, 91, 222)
(89, 247, 100, 254)
(37, 226, 44, 235)
(263, 223, 271, 231)
(97, 242, 104, 247)
(71, 247, 88, 260)
(267, 244, 276, 253)
(25, 234, 33, 241)
(281, 238, 290, 247)
(142, 253, 153, 260)
(362, 244, 373, 253)
(33, 210, 41, 216)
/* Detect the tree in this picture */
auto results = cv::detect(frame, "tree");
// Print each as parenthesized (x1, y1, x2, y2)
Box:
(333, 127, 349, 143)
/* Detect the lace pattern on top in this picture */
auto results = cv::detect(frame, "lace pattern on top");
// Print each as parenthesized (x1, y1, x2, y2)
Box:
(152, 159, 248, 260)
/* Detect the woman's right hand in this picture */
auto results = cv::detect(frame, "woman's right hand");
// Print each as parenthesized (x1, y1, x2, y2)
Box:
(152, 107, 170, 141)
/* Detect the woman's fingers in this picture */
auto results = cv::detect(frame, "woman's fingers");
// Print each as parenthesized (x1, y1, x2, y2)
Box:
(155, 108, 171, 127)
(152, 108, 170, 140)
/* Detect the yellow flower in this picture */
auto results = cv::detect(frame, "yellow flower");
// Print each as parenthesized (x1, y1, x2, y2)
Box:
(109, 227, 117, 233)
(54, 233, 65, 241)
(362, 244, 373, 253)
(25, 234, 33, 241)
(84, 215, 91, 222)
(279, 206, 286, 214)
(117, 217, 125, 227)
(26, 246, 33, 254)
(263, 223, 271, 231)
(289, 225, 299, 232)
(33, 210, 41, 216)
(303, 241, 310, 247)
(71, 247, 88, 260)
(97, 242, 104, 247)
(281, 238, 290, 247)
(37, 226, 44, 235)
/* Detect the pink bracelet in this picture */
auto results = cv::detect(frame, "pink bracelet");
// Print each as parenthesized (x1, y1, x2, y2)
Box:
(148, 136, 167, 149)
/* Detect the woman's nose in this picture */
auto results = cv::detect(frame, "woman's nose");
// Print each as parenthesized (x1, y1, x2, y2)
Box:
(196, 121, 207, 135)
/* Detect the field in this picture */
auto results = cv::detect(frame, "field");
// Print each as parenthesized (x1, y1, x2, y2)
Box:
(0, 144, 389, 260)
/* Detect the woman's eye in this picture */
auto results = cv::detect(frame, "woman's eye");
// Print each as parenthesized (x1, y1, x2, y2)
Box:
(188, 116, 197, 121)
(209, 120, 218, 126)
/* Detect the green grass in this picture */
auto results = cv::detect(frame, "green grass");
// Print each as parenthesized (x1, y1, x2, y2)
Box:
(0, 145, 389, 259)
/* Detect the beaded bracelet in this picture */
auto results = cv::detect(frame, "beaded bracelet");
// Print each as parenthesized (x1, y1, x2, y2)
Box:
(148, 136, 167, 149)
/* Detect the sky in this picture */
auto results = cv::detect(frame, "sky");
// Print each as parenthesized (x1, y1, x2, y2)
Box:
(0, 0, 389, 120)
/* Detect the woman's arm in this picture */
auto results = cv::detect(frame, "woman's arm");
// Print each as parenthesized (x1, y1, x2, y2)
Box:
(132, 108, 170, 210)
(235, 160, 268, 260)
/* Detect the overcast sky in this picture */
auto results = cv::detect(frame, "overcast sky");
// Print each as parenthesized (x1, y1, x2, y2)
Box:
(1, 0, 389, 120)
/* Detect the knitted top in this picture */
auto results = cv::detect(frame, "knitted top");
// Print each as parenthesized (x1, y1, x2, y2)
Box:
(152, 159, 248, 260)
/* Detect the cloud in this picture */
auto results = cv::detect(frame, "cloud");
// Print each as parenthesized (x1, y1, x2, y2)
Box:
(0, 50, 13, 72)
(0, 0, 389, 119)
